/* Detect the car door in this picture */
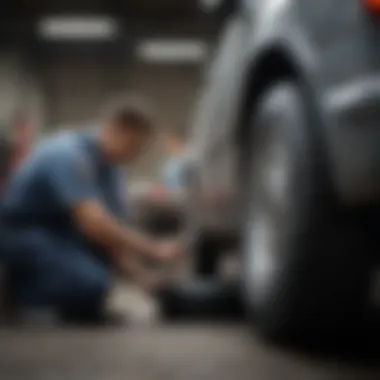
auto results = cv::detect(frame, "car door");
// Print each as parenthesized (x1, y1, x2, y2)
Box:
(189, 12, 249, 233)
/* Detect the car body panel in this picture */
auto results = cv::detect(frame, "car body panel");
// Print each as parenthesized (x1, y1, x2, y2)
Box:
(189, 0, 380, 235)
(188, 14, 249, 231)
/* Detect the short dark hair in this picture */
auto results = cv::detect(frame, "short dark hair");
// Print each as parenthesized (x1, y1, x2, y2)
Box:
(102, 94, 155, 134)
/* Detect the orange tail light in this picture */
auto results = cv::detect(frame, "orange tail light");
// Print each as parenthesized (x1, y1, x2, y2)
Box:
(364, 0, 380, 12)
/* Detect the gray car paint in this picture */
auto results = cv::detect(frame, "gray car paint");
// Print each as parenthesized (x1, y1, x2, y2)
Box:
(189, 0, 380, 234)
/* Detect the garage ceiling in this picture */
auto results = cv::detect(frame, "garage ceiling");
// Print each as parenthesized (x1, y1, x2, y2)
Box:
(5, 0, 199, 19)
(1, 0, 219, 47)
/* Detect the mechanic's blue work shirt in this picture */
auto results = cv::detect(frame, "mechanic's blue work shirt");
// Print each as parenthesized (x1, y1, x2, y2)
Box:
(161, 155, 189, 191)
(1, 129, 127, 255)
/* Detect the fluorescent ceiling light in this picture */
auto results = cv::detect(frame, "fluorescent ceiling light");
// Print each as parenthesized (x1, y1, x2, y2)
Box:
(136, 39, 208, 64)
(37, 16, 118, 41)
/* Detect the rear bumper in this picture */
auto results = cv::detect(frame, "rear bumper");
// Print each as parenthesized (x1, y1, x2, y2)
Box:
(325, 76, 380, 202)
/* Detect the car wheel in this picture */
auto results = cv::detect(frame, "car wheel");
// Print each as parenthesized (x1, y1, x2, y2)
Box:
(242, 81, 372, 343)
(192, 232, 223, 277)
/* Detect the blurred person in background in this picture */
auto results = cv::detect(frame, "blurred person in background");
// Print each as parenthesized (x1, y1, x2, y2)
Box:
(149, 131, 191, 203)
(161, 131, 190, 191)
(0, 96, 182, 326)
(131, 131, 193, 242)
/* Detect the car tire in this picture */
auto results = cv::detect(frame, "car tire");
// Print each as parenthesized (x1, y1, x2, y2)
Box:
(192, 232, 223, 277)
(242, 81, 373, 343)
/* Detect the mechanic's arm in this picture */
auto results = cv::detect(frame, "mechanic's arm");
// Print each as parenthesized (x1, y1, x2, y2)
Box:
(47, 151, 177, 261)
(74, 202, 168, 259)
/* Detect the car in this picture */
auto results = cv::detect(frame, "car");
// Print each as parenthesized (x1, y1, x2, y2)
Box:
(184, 0, 380, 341)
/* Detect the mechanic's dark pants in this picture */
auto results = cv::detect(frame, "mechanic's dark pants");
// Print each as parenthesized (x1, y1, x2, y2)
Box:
(1, 227, 110, 317)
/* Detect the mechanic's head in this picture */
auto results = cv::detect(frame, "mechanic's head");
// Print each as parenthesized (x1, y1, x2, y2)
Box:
(100, 95, 155, 163)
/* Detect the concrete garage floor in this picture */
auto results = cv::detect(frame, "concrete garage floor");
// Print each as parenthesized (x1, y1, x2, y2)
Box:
(0, 286, 380, 380)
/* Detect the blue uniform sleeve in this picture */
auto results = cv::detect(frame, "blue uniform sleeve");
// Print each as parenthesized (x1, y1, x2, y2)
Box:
(112, 169, 128, 220)
(46, 147, 99, 208)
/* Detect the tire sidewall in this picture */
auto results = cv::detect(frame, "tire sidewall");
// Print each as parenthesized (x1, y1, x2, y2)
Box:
(242, 80, 336, 337)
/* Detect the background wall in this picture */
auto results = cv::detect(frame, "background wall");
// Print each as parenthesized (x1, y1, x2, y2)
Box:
(0, 52, 45, 139)
(38, 57, 203, 179)
(0, 0, 220, 179)
(121, 62, 202, 178)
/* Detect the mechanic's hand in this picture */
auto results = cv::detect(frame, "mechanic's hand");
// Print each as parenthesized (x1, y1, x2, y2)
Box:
(139, 271, 171, 295)
(153, 240, 183, 262)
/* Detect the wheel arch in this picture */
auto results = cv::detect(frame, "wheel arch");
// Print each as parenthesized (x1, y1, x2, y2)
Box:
(235, 44, 330, 186)
(236, 45, 303, 151)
